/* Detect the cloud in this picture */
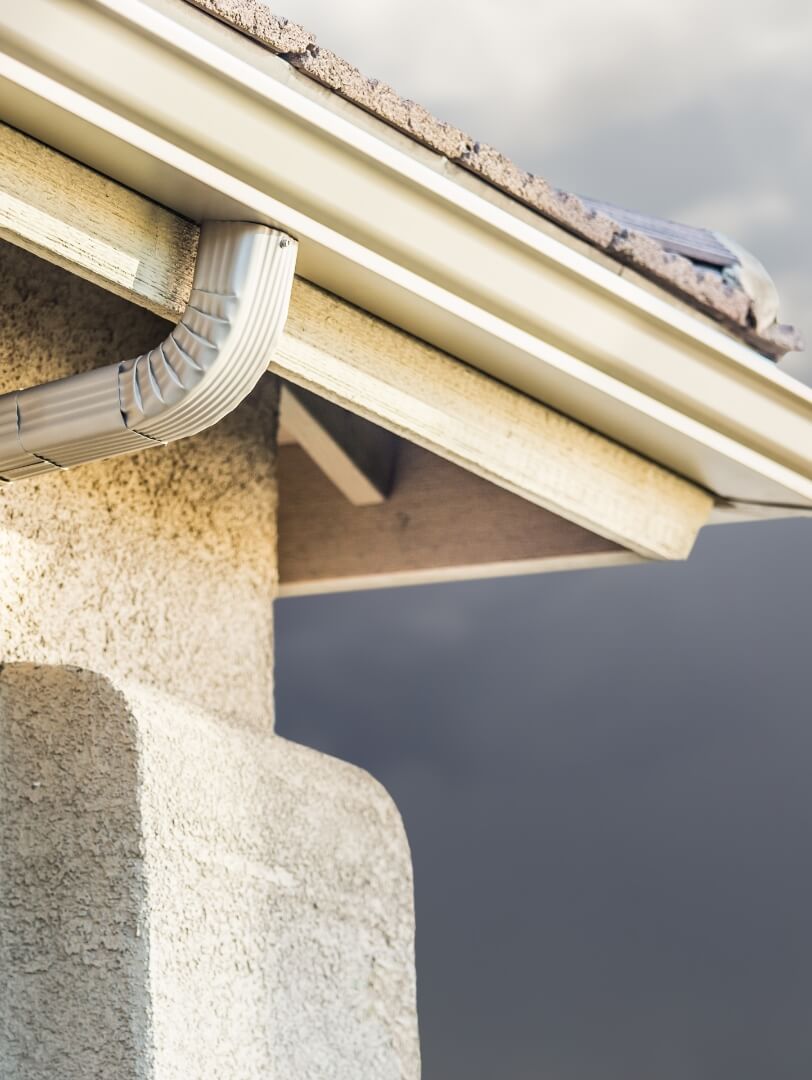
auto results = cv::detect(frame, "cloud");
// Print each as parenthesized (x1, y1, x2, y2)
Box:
(277, 521, 812, 1080)
(279, 0, 812, 154)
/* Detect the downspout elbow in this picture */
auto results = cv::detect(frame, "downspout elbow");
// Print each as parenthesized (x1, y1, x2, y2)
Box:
(0, 221, 297, 480)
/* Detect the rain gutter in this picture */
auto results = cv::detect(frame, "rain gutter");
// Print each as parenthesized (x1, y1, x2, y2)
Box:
(0, 0, 810, 507)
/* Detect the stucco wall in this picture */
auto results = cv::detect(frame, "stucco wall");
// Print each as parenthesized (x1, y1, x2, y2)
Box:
(0, 240, 420, 1078)
(0, 240, 276, 727)
(1, 666, 151, 1079)
(136, 687, 418, 1079)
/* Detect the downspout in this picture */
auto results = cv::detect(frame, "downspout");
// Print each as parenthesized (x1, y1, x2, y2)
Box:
(0, 221, 297, 480)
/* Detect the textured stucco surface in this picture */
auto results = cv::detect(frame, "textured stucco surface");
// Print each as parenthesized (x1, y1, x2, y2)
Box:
(0, 666, 150, 1080)
(183, 0, 801, 358)
(0, 240, 277, 729)
(0, 241, 420, 1078)
(135, 687, 419, 1079)
(0, 669, 420, 1080)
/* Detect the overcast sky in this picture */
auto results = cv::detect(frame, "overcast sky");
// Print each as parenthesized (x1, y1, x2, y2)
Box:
(273, 4, 812, 1077)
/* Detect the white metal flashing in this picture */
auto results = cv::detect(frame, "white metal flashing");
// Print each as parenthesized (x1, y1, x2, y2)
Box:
(0, 220, 296, 480)
(0, 0, 810, 509)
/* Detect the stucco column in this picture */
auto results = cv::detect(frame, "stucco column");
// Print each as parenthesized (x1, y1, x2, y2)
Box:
(0, 242, 419, 1078)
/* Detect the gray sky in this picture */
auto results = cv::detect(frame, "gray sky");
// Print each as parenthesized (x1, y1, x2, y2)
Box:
(273, 3, 812, 1076)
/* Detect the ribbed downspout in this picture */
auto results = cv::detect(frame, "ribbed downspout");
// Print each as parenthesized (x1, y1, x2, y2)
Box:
(0, 221, 297, 480)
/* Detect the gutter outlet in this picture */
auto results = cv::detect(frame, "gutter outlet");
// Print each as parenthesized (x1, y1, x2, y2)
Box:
(0, 221, 297, 480)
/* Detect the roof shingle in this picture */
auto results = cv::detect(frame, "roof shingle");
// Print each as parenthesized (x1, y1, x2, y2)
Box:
(186, 0, 803, 359)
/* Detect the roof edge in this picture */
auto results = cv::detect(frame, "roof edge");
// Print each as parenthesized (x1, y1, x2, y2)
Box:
(184, 0, 802, 360)
(3, 0, 810, 513)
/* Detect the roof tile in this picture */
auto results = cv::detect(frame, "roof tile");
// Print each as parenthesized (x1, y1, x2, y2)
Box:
(186, 0, 802, 359)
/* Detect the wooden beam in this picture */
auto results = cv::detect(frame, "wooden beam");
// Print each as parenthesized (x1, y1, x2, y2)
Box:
(0, 122, 197, 321)
(0, 120, 712, 560)
(278, 384, 397, 505)
(274, 283, 711, 561)
(278, 441, 640, 595)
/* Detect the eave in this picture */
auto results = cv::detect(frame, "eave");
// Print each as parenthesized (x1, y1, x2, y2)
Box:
(0, 0, 811, 517)
(0, 120, 711, 564)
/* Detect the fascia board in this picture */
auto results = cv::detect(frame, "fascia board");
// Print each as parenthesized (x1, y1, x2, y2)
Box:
(0, 0, 811, 509)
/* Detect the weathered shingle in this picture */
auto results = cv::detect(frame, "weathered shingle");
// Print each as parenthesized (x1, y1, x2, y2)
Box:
(186, 0, 803, 359)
